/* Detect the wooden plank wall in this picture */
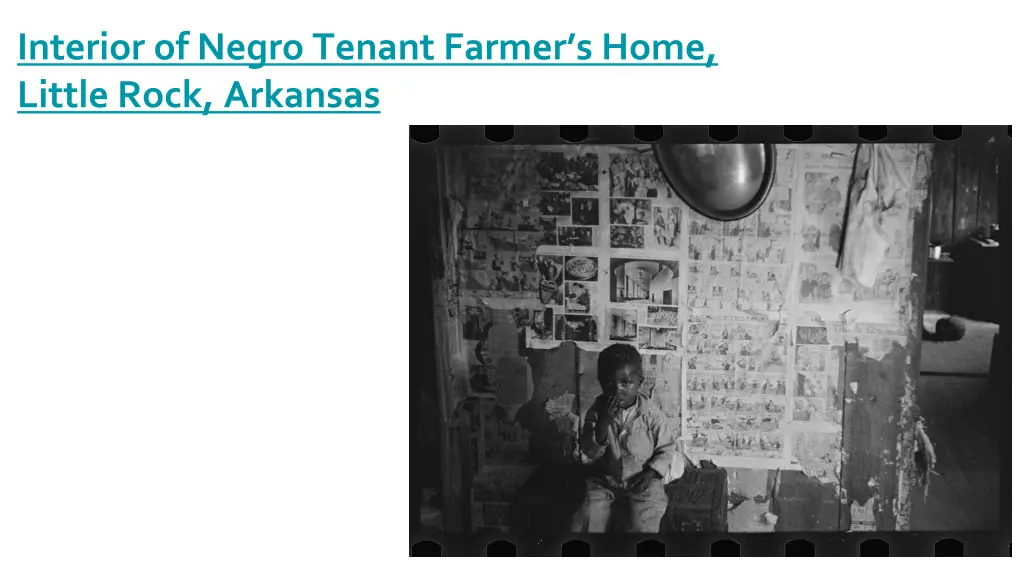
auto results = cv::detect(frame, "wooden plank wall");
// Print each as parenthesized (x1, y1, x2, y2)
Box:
(929, 140, 999, 245)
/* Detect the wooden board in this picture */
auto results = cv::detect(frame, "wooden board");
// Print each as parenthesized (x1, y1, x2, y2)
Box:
(953, 143, 980, 243)
(976, 144, 999, 236)
(928, 144, 957, 245)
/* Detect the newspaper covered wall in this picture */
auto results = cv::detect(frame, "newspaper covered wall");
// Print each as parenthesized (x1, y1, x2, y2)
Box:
(454, 143, 929, 483)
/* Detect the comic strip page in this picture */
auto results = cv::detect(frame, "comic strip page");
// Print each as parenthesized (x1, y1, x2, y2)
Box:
(793, 144, 920, 324)
(683, 315, 788, 464)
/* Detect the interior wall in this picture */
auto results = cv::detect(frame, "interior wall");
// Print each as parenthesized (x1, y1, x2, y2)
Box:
(928, 140, 1000, 246)
(436, 143, 931, 533)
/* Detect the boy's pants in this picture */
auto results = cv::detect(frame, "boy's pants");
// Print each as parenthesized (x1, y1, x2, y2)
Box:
(569, 475, 668, 533)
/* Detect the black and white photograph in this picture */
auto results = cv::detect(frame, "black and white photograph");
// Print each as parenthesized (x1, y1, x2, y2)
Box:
(610, 198, 650, 225)
(607, 308, 638, 341)
(536, 151, 599, 192)
(610, 225, 644, 249)
(564, 281, 593, 313)
(563, 256, 598, 282)
(412, 134, 1008, 547)
(653, 206, 682, 247)
(529, 308, 554, 340)
(646, 305, 679, 327)
(609, 258, 680, 305)
(571, 197, 599, 226)
(610, 153, 673, 198)
(638, 326, 681, 351)
(557, 226, 592, 247)
(538, 191, 571, 216)
(536, 255, 564, 305)
(556, 314, 598, 342)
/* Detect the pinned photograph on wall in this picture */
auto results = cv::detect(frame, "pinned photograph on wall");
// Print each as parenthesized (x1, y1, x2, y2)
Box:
(638, 326, 681, 351)
(646, 305, 679, 327)
(608, 308, 638, 341)
(652, 206, 682, 247)
(536, 255, 565, 305)
(463, 305, 494, 340)
(536, 151, 599, 192)
(529, 308, 554, 340)
(538, 191, 571, 216)
(564, 256, 598, 282)
(609, 258, 680, 305)
(557, 226, 593, 247)
(610, 225, 644, 249)
(609, 153, 673, 198)
(557, 314, 598, 342)
(565, 282, 594, 314)
(571, 197, 600, 226)
(610, 199, 651, 225)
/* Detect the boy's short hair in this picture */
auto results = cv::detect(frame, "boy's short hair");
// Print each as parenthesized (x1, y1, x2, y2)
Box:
(597, 343, 643, 384)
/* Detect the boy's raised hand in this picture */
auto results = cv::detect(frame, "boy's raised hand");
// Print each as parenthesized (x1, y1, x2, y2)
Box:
(595, 396, 619, 444)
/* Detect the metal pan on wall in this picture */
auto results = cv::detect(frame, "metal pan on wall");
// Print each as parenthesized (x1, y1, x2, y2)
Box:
(653, 143, 776, 222)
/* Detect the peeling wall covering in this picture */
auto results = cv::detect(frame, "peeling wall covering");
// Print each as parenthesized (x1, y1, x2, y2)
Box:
(434, 143, 931, 532)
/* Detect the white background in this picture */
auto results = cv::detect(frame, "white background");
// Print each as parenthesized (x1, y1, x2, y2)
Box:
(0, 0, 1018, 572)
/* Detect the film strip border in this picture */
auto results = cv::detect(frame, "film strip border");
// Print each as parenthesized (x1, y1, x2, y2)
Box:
(410, 126, 1011, 557)
(411, 532, 1000, 556)
(409, 125, 1011, 144)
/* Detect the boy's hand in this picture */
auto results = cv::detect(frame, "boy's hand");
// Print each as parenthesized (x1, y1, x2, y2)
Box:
(594, 396, 619, 445)
(599, 396, 619, 425)
(627, 468, 661, 493)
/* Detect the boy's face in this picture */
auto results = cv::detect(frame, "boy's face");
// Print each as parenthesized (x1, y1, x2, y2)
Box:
(602, 364, 642, 406)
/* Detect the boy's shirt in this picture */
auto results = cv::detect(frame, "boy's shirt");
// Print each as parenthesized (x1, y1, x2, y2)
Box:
(580, 393, 674, 482)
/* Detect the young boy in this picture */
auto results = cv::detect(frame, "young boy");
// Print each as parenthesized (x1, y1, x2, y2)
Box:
(570, 344, 675, 533)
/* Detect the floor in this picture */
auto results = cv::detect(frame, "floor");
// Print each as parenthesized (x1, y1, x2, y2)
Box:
(910, 313, 1000, 530)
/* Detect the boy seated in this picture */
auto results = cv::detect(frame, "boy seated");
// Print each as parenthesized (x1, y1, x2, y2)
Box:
(570, 344, 675, 533)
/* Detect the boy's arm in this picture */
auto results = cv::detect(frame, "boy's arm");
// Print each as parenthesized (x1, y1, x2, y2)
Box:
(644, 412, 675, 478)
(580, 401, 608, 461)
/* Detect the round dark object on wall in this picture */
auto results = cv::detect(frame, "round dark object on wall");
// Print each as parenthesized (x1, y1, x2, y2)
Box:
(653, 143, 776, 221)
